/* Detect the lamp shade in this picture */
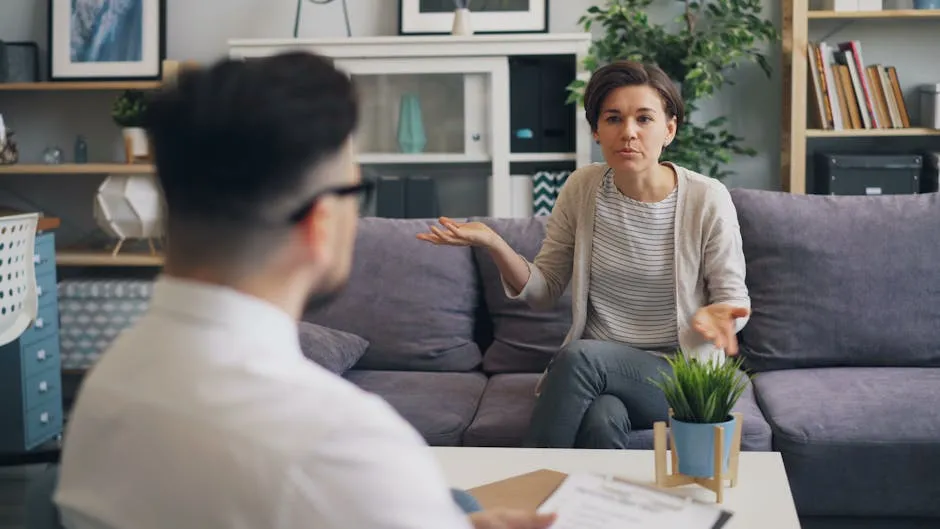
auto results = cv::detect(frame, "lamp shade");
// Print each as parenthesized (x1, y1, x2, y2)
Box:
(93, 175, 164, 240)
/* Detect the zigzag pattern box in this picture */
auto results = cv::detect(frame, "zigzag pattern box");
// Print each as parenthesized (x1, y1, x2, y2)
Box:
(57, 279, 153, 370)
(532, 171, 571, 216)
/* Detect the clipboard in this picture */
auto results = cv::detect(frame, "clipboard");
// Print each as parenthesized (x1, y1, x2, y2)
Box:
(467, 469, 733, 529)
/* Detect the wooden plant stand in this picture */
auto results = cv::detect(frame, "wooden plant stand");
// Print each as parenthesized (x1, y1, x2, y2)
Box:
(653, 410, 744, 504)
(111, 237, 161, 257)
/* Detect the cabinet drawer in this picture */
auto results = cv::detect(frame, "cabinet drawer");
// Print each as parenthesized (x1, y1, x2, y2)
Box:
(23, 366, 61, 412)
(36, 272, 58, 308)
(19, 302, 58, 346)
(24, 398, 62, 450)
(20, 334, 60, 378)
(33, 232, 55, 277)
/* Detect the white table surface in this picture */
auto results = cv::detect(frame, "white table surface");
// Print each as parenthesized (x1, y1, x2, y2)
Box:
(432, 447, 801, 529)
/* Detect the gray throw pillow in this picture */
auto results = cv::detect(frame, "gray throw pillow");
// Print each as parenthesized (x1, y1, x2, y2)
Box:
(297, 321, 369, 374)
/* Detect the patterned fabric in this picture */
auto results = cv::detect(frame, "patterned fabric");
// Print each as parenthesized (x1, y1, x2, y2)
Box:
(532, 171, 571, 216)
(58, 280, 153, 369)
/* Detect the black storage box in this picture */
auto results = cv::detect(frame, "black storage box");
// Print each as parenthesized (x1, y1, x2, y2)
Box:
(922, 152, 939, 194)
(814, 154, 922, 196)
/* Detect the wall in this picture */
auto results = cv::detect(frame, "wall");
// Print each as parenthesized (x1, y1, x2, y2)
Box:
(1, 0, 934, 244)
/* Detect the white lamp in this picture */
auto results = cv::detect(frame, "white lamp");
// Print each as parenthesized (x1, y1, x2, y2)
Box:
(93, 174, 165, 257)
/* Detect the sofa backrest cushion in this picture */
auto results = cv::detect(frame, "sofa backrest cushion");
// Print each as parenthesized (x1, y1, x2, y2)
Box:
(470, 216, 572, 373)
(303, 217, 481, 372)
(731, 189, 940, 371)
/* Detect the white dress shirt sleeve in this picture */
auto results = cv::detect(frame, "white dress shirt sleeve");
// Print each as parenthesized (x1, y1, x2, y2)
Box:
(278, 396, 475, 529)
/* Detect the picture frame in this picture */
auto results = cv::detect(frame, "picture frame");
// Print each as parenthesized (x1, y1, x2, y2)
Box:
(399, 0, 548, 35)
(48, 0, 166, 82)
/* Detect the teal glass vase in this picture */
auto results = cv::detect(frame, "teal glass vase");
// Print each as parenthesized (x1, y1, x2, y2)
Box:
(397, 93, 427, 154)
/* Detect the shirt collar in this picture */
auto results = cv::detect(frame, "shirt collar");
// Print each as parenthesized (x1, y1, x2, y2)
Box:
(149, 274, 301, 354)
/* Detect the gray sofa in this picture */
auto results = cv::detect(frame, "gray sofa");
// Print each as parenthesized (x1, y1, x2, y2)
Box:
(302, 188, 939, 529)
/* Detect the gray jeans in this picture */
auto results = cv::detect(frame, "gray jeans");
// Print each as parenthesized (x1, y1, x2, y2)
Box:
(523, 339, 674, 449)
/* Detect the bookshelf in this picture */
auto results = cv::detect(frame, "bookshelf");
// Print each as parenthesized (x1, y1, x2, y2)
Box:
(0, 61, 190, 267)
(781, 1, 940, 194)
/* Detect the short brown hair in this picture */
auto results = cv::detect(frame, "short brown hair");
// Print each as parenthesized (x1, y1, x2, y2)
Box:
(583, 61, 684, 132)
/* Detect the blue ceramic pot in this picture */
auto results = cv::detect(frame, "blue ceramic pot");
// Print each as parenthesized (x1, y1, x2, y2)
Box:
(914, 0, 940, 8)
(671, 415, 737, 478)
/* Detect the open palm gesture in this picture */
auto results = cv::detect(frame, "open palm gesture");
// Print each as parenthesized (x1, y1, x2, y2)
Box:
(416, 217, 497, 248)
(692, 303, 751, 355)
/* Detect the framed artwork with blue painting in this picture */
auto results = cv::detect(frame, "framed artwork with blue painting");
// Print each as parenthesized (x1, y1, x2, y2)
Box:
(48, 0, 166, 81)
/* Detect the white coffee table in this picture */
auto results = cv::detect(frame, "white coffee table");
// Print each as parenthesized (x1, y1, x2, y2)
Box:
(432, 447, 801, 529)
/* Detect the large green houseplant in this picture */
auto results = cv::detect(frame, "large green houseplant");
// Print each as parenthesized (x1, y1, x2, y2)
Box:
(651, 353, 749, 478)
(569, 0, 779, 180)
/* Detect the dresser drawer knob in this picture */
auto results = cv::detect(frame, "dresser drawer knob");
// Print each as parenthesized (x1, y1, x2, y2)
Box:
(40, 412, 49, 424)
(37, 285, 43, 297)
(35, 318, 43, 328)
(36, 349, 46, 361)
(33, 254, 40, 264)
(39, 381, 48, 392)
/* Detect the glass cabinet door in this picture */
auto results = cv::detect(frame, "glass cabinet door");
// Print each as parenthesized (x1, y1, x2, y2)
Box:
(334, 57, 500, 165)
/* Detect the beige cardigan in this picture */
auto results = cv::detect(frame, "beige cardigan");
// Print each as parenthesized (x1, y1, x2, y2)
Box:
(503, 162, 751, 366)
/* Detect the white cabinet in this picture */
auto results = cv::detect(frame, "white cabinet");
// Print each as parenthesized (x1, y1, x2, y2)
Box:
(229, 34, 592, 218)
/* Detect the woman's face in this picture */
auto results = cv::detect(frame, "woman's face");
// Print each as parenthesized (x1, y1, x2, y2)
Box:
(593, 85, 677, 176)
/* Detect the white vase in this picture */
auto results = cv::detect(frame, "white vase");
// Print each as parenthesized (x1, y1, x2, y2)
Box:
(122, 127, 149, 162)
(452, 8, 473, 36)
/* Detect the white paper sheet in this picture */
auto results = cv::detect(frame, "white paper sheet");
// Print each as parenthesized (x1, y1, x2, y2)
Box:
(536, 473, 732, 529)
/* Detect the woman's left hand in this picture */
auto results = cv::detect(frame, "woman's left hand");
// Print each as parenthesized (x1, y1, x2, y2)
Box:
(692, 304, 751, 355)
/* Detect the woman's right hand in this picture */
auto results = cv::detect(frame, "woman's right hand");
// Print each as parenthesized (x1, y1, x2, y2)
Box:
(417, 217, 498, 248)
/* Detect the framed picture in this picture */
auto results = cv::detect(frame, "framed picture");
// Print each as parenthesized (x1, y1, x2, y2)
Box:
(399, 0, 548, 35)
(48, 0, 166, 81)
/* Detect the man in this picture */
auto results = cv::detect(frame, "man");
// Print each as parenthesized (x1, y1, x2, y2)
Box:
(53, 52, 554, 529)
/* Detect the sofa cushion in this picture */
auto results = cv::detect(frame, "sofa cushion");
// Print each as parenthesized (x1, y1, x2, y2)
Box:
(344, 370, 487, 446)
(731, 189, 940, 371)
(297, 321, 369, 374)
(469, 217, 572, 374)
(463, 373, 541, 446)
(305, 217, 482, 372)
(462, 373, 772, 451)
(752, 367, 940, 517)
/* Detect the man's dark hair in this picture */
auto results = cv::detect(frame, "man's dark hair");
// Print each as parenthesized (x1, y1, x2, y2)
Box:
(143, 51, 358, 268)
(583, 60, 684, 132)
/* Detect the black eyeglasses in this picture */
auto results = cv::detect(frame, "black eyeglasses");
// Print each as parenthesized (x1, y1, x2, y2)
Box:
(287, 179, 375, 223)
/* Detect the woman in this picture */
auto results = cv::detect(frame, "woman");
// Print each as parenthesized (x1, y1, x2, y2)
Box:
(417, 60, 750, 449)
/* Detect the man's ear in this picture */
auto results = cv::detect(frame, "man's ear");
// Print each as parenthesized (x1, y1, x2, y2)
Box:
(297, 198, 331, 261)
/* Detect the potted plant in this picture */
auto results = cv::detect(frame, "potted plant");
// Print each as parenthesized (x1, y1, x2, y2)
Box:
(112, 89, 150, 163)
(568, 0, 779, 180)
(651, 353, 750, 479)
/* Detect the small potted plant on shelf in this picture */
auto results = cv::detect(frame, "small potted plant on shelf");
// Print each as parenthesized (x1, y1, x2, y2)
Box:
(651, 353, 749, 479)
(111, 89, 150, 163)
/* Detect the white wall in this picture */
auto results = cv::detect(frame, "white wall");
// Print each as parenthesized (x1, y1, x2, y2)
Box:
(1, 0, 937, 244)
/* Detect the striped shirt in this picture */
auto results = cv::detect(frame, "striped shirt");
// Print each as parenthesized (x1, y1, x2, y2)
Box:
(584, 171, 679, 351)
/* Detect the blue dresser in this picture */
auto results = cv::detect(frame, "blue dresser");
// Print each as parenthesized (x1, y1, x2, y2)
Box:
(0, 230, 62, 453)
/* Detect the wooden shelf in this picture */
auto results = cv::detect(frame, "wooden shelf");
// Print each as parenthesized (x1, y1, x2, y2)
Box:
(0, 81, 161, 91)
(0, 164, 154, 175)
(357, 153, 490, 164)
(508, 152, 578, 163)
(808, 9, 940, 19)
(57, 250, 164, 267)
(806, 127, 940, 137)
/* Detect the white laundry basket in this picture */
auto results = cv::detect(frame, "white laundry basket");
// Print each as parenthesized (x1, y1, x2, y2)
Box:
(0, 212, 39, 347)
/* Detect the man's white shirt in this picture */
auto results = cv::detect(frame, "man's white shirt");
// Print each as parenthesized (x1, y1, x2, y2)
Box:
(54, 276, 473, 529)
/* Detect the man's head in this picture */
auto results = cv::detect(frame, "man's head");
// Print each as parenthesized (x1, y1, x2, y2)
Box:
(144, 51, 366, 309)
